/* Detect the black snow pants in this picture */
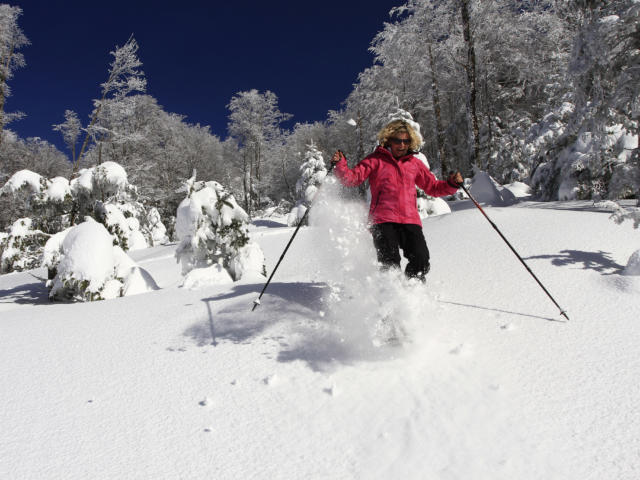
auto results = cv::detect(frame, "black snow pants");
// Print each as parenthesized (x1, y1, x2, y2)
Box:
(370, 222, 430, 281)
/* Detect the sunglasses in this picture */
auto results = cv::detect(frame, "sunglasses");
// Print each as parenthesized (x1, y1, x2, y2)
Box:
(390, 138, 411, 145)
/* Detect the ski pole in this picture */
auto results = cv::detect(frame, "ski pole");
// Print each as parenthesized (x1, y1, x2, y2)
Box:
(458, 182, 569, 321)
(252, 160, 338, 311)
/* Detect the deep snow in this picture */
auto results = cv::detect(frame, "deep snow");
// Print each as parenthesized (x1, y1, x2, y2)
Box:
(1, 196, 639, 479)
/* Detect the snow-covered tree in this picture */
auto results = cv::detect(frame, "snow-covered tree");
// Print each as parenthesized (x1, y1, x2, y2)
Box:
(52, 110, 81, 164)
(342, 0, 573, 184)
(74, 36, 146, 172)
(287, 143, 327, 226)
(146, 207, 169, 246)
(175, 173, 265, 283)
(227, 89, 292, 215)
(532, 0, 639, 200)
(0, 4, 28, 145)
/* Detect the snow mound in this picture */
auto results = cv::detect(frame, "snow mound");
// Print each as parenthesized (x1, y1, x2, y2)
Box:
(469, 170, 517, 205)
(624, 250, 640, 276)
(230, 242, 267, 282)
(182, 264, 233, 289)
(122, 266, 160, 294)
(503, 181, 531, 198)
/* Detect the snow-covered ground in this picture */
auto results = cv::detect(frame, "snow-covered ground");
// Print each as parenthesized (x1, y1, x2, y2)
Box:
(1, 195, 639, 479)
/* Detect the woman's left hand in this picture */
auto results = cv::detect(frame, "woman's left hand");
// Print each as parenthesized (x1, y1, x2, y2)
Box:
(447, 171, 463, 187)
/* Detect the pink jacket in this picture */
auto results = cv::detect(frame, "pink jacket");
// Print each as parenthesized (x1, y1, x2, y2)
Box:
(334, 146, 458, 226)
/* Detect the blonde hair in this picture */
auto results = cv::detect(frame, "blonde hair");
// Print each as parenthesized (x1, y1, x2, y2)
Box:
(377, 120, 421, 152)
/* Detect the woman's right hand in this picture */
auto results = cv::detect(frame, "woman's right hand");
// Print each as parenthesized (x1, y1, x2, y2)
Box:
(331, 150, 345, 164)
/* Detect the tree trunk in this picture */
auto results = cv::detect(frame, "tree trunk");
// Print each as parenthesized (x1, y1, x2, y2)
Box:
(281, 157, 292, 200)
(255, 142, 261, 208)
(242, 153, 250, 214)
(483, 70, 493, 172)
(460, 0, 481, 167)
(428, 44, 448, 174)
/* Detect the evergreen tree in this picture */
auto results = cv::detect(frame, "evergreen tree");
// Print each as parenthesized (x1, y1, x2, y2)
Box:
(287, 142, 327, 226)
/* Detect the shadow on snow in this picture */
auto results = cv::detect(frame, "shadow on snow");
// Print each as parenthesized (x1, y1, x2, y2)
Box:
(525, 249, 624, 275)
(183, 281, 329, 346)
(251, 219, 288, 228)
(182, 280, 398, 371)
(0, 274, 50, 306)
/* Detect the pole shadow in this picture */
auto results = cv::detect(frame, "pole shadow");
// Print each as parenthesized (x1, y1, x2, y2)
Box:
(438, 299, 565, 323)
(183, 281, 331, 346)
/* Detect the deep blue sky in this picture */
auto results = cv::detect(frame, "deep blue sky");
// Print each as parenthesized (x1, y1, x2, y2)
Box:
(7, 0, 403, 153)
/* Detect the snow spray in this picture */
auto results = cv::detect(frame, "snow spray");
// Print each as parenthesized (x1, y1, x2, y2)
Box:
(309, 176, 442, 350)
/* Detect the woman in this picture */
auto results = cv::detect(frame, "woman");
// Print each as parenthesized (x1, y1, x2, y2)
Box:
(331, 119, 462, 282)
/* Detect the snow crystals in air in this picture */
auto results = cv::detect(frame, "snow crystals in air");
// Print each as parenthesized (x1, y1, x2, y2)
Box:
(308, 177, 440, 350)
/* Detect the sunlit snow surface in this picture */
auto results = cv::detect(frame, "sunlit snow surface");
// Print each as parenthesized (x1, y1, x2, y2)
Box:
(1, 193, 639, 479)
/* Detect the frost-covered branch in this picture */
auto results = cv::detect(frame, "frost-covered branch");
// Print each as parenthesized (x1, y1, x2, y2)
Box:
(0, 4, 29, 145)
(597, 200, 640, 229)
(74, 36, 146, 172)
(52, 110, 81, 163)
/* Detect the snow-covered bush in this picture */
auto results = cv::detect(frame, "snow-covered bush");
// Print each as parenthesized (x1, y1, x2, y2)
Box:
(71, 161, 158, 250)
(597, 200, 640, 276)
(417, 196, 451, 218)
(0, 169, 73, 234)
(287, 144, 327, 226)
(0, 169, 46, 195)
(43, 218, 158, 301)
(0, 218, 49, 273)
(94, 202, 148, 251)
(0, 163, 163, 274)
(175, 176, 265, 283)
